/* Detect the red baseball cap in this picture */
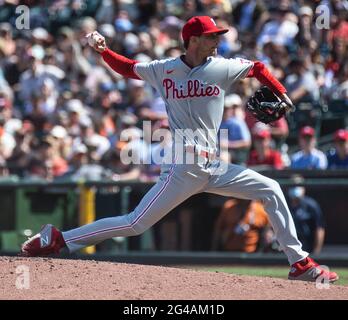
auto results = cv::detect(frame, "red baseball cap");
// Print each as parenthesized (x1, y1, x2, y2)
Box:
(300, 126, 315, 137)
(334, 129, 348, 141)
(182, 16, 229, 42)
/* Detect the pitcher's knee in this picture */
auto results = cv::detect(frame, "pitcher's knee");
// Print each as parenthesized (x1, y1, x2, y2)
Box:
(261, 177, 281, 192)
(125, 213, 149, 236)
(260, 178, 284, 202)
(269, 179, 282, 193)
(131, 223, 148, 236)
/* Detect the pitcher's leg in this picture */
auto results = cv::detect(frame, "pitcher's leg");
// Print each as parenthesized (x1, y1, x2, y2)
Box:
(63, 165, 205, 252)
(207, 164, 308, 265)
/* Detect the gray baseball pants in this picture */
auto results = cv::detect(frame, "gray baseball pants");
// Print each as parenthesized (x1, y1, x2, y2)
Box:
(63, 160, 308, 265)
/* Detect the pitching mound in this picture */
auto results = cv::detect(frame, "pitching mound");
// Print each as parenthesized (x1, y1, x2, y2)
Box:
(0, 256, 347, 300)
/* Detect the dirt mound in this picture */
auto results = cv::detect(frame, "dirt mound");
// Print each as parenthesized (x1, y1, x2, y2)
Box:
(0, 256, 347, 300)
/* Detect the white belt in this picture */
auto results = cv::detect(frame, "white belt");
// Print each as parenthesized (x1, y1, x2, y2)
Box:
(185, 145, 216, 161)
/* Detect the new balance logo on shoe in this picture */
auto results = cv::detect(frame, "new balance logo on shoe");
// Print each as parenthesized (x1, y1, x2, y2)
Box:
(40, 235, 49, 248)
(308, 267, 322, 279)
(289, 267, 297, 274)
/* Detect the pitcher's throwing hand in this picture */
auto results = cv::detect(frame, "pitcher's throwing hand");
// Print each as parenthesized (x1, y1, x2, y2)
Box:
(86, 31, 106, 53)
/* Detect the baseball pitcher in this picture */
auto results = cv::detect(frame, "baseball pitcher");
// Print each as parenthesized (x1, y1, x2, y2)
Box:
(21, 16, 338, 283)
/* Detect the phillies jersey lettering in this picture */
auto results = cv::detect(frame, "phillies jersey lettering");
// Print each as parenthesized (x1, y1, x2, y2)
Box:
(162, 79, 220, 99)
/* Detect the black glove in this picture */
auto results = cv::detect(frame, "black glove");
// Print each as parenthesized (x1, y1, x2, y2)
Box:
(246, 86, 292, 124)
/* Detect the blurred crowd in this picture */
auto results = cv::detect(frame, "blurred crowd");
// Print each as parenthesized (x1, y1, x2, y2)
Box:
(0, 0, 348, 183)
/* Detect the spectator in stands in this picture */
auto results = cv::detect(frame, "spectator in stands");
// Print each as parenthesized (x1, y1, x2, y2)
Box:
(247, 127, 285, 170)
(325, 38, 347, 84)
(259, 40, 289, 70)
(101, 148, 141, 182)
(215, 17, 240, 57)
(232, 0, 269, 34)
(327, 129, 348, 169)
(23, 94, 50, 138)
(245, 109, 289, 148)
(327, 8, 348, 47)
(126, 79, 154, 120)
(157, 16, 183, 54)
(333, 60, 348, 101)
(257, 4, 299, 48)
(64, 99, 87, 138)
(200, 0, 232, 18)
(284, 57, 320, 105)
(0, 114, 15, 160)
(0, 22, 15, 57)
(7, 129, 32, 177)
(64, 143, 89, 175)
(39, 136, 68, 178)
(24, 157, 54, 182)
(180, 0, 202, 22)
(0, 158, 10, 179)
(211, 199, 274, 253)
(291, 126, 327, 169)
(60, 143, 114, 182)
(219, 94, 251, 165)
(37, 78, 58, 115)
(19, 51, 65, 104)
(71, 119, 111, 162)
(93, 84, 119, 138)
(295, 6, 320, 53)
(288, 185, 325, 254)
(49, 125, 72, 161)
(0, 91, 14, 123)
(140, 92, 168, 121)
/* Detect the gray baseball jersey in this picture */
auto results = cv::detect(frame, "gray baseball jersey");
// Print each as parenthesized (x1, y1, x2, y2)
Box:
(63, 56, 308, 265)
(135, 56, 253, 151)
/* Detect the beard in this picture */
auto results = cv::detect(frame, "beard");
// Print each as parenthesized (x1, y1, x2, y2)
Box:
(210, 48, 217, 56)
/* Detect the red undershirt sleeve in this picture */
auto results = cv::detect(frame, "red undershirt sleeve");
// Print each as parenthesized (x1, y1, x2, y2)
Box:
(247, 61, 287, 96)
(100, 48, 141, 80)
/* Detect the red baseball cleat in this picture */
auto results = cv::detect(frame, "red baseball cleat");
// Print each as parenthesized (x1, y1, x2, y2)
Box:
(21, 224, 66, 257)
(288, 257, 339, 283)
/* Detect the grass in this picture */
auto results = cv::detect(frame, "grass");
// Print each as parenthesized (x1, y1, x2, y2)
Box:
(193, 266, 348, 286)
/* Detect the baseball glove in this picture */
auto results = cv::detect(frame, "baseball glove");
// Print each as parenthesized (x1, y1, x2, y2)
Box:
(246, 86, 292, 124)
